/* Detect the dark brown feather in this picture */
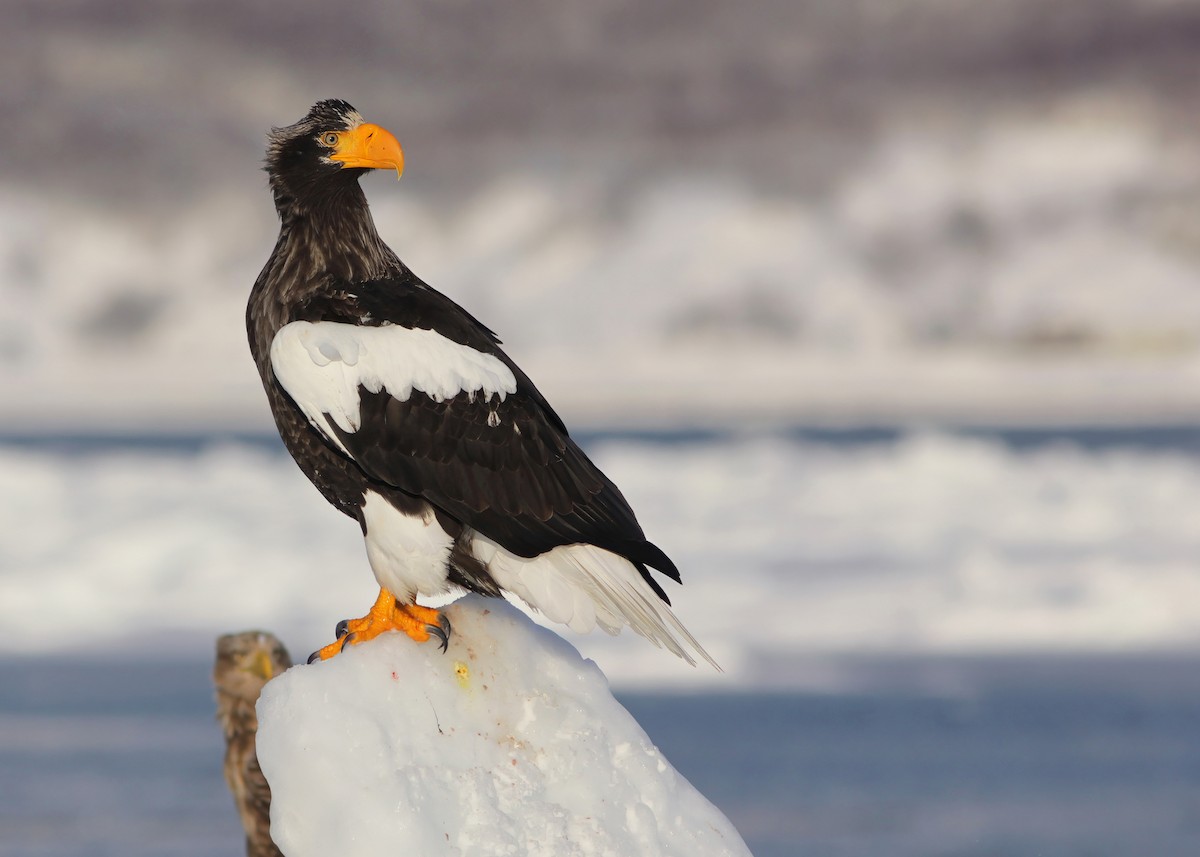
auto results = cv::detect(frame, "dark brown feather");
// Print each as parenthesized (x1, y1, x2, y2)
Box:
(214, 632, 292, 857)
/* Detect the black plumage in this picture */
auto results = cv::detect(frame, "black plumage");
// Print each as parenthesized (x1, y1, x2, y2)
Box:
(246, 100, 709, 665)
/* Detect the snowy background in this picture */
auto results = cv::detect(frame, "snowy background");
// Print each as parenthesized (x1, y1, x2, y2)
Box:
(5, 429, 1200, 687)
(5, 0, 1200, 429)
(4, 1, 1200, 855)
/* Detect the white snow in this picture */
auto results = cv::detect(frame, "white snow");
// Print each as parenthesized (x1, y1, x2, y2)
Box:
(254, 595, 752, 857)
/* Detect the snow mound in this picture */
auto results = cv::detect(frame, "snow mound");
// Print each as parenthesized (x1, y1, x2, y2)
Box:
(255, 595, 751, 857)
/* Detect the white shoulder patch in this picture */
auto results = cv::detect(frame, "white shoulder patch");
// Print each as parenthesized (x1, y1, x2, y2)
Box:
(269, 321, 518, 446)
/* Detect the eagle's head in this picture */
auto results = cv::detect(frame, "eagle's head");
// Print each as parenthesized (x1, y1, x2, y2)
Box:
(214, 630, 292, 709)
(265, 99, 404, 215)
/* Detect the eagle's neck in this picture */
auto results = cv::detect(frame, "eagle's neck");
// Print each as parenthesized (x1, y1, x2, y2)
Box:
(247, 178, 404, 371)
(270, 180, 400, 287)
(215, 689, 259, 741)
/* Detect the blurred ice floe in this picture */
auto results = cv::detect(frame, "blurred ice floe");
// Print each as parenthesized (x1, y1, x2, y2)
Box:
(3, 432, 1198, 689)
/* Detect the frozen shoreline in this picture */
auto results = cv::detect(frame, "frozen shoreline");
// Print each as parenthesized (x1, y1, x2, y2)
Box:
(4, 429, 1199, 690)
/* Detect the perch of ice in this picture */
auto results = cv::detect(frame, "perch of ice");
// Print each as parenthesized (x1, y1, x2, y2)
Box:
(255, 595, 752, 857)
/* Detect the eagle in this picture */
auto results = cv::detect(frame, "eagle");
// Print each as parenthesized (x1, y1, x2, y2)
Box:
(247, 100, 715, 668)
(213, 631, 292, 857)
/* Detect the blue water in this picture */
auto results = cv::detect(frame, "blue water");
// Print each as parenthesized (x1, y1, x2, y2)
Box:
(2, 656, 1198, 856)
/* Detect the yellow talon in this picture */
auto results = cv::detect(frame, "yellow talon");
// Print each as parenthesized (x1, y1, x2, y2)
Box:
(308, 589, 450, 662)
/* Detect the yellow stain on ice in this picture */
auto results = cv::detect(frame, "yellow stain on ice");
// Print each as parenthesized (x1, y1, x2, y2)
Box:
(454, 660, 470, 690)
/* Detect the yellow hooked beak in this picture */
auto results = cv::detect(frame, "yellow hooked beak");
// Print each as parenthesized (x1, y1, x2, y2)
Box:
(250, 649, 277, 681)
(329, 123, 404, 178)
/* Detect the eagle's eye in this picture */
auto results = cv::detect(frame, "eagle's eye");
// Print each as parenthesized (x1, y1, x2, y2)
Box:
(320, 132, 340, 147)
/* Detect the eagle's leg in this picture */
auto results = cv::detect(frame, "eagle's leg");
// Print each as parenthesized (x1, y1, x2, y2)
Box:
(307, 588, 451, 663)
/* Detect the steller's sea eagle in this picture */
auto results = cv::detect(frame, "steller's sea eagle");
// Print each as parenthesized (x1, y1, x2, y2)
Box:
(247, 100, 715, 668)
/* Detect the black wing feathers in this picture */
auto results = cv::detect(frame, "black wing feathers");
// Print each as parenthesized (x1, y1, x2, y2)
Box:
(289, 272, 680, 592)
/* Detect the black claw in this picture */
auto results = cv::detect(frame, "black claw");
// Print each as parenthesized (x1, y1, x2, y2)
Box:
(427, 616, 450, 653)
(335, 619, 350, 639)
(339, 632, 357, 652)
(306, 650, 321, 664)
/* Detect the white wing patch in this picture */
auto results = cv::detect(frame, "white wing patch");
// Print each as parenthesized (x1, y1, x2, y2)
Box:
(270, 321, 518, 449)
(470, 533, 720, 669)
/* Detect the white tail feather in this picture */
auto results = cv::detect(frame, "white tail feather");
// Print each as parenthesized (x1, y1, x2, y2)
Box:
(470, 534, 720, 669)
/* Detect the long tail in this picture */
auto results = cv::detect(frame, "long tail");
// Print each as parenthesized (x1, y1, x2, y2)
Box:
(473, 534, 720, 669)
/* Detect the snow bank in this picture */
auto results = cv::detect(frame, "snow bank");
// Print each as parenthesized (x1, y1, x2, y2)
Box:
(5, 432, 1200, 688)
(255, 596, 751, 857)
